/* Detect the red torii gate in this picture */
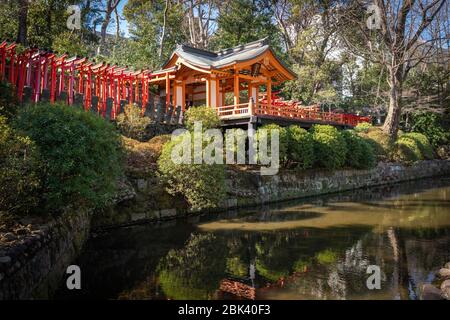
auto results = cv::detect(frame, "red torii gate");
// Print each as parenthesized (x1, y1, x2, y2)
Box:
(0, 41, 176, 120)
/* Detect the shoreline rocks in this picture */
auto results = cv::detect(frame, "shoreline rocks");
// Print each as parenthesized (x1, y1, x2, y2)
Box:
(421, 262, 450, 300)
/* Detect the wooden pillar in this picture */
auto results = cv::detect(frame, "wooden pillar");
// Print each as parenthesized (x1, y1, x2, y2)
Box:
(173, 81, 178, 106)
(174, 80, 184, 108)
(206, 78, 211, 107)
(165, 72, 170, 109)
(267, 78, 272, 109)
(209, 77, 218, 109)
(181, 80, 186, 111)
(234, 74, 239, 106)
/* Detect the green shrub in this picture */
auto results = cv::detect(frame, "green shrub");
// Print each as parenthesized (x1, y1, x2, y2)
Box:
(311, 125, 347, 170)
(122, 135, 171, 177)
(341, 130, 375, 169)
(404, 133, 434, 159)
(256, 124, 289, 166)
(158, 132, 226, 210)
(14, 103, 124, 212)
(224, 128, 247, 163)
(393, 132, 434, 162)
(0, 117, 41, 216)
(354, 122, 372, 133)
(358, 128, 393, 159)
(411, 112, 448, 148)
(116, 104, 152, 141)
(185, 105, 221, 131)
(0, 81, 18, 119)
(286, 125, 314, 169)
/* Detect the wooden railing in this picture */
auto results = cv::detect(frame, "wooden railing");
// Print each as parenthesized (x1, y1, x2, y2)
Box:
(217, 103, 251, 118)
(217, 101, 371, 127)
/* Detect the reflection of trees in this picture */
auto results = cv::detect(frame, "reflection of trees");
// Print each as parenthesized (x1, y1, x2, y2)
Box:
(157, 233, 227, 300)
(57, 179, 450, 300)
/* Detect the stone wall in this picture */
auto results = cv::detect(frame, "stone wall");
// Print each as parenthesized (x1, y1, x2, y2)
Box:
(227, 160, 450, 206)
(0, 209, 92, 299)
(93, 160, 450, 229)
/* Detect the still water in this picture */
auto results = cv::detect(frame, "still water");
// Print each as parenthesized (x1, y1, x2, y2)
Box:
(58, 178, 450, 300)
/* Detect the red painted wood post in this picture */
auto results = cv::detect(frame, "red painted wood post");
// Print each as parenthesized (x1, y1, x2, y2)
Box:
(85, 66, 92, 111)
(112, 75, 117, 120)
(141, 75, 147, 115)
(50, 55, 57, 103)
(67, 60, 75, 105)
(16, 52, 26, 102)
(41, 53, 49, 91)
(78, 68, 84, 94)
(59, 60, 65, 97)
(32, 54, 42, 103)
(0, 41, 6, 81)
(129, 78, 134, 105)
(8, 45, 16, 84)
(101, 73, 107, 117)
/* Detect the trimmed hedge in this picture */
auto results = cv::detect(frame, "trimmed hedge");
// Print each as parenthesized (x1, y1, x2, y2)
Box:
(0, 116, 41, 216)
(158, 132, 226, 210)
(358, 128, 393, 159)
(341, 130, 375, 169)
(14, 103, 124, 212)
(393, 132, 434, 162)
(256, 124, 289, 166)
(286, 125, 314, 170)
(354, 122, 372, 133)
(116, 104, 152, 141)
(311, 125, 347, 170)
(185, 105, 221, 131)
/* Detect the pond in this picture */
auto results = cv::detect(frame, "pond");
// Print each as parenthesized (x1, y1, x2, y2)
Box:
(57, 178, 450, 300)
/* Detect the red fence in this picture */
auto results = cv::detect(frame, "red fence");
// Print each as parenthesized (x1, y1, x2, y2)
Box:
(258, 93, 371, 127)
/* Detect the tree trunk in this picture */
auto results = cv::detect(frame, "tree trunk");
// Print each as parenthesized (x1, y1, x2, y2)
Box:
(159, 0, 170, 59)
(16, 0, 29, 46)
(382, 68, 403, 139)
(114, 7, 120, 40)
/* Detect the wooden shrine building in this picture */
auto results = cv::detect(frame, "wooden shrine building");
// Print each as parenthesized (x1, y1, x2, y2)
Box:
(151, 38, 299, 126)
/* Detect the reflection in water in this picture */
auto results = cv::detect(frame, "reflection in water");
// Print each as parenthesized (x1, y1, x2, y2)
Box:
(57, 178, 450, 300)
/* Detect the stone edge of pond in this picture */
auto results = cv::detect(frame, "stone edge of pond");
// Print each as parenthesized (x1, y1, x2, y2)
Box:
(0, 208, 92, 300)
(93, 159, 450, 231)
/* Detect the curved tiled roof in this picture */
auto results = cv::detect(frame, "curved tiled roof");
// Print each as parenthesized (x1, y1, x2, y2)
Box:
(162, 38, 296, 79)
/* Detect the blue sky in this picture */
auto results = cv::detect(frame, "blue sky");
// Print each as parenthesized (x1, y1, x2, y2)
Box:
(95, 0, 130, 37)
(117, 0, 130, 37)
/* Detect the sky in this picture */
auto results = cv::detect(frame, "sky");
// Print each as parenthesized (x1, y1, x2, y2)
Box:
(95, 0, 130, 38)
(117, 0, 130, 37)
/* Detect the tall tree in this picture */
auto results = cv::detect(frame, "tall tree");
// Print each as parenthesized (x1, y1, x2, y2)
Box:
(278, 1, 343, 104)
(16, 0, 29, 46)
(212, 0, 282, 50)
(338, 0, 448, 138)
(98, 0, 122, 53)
(183, 0, 217, 49)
